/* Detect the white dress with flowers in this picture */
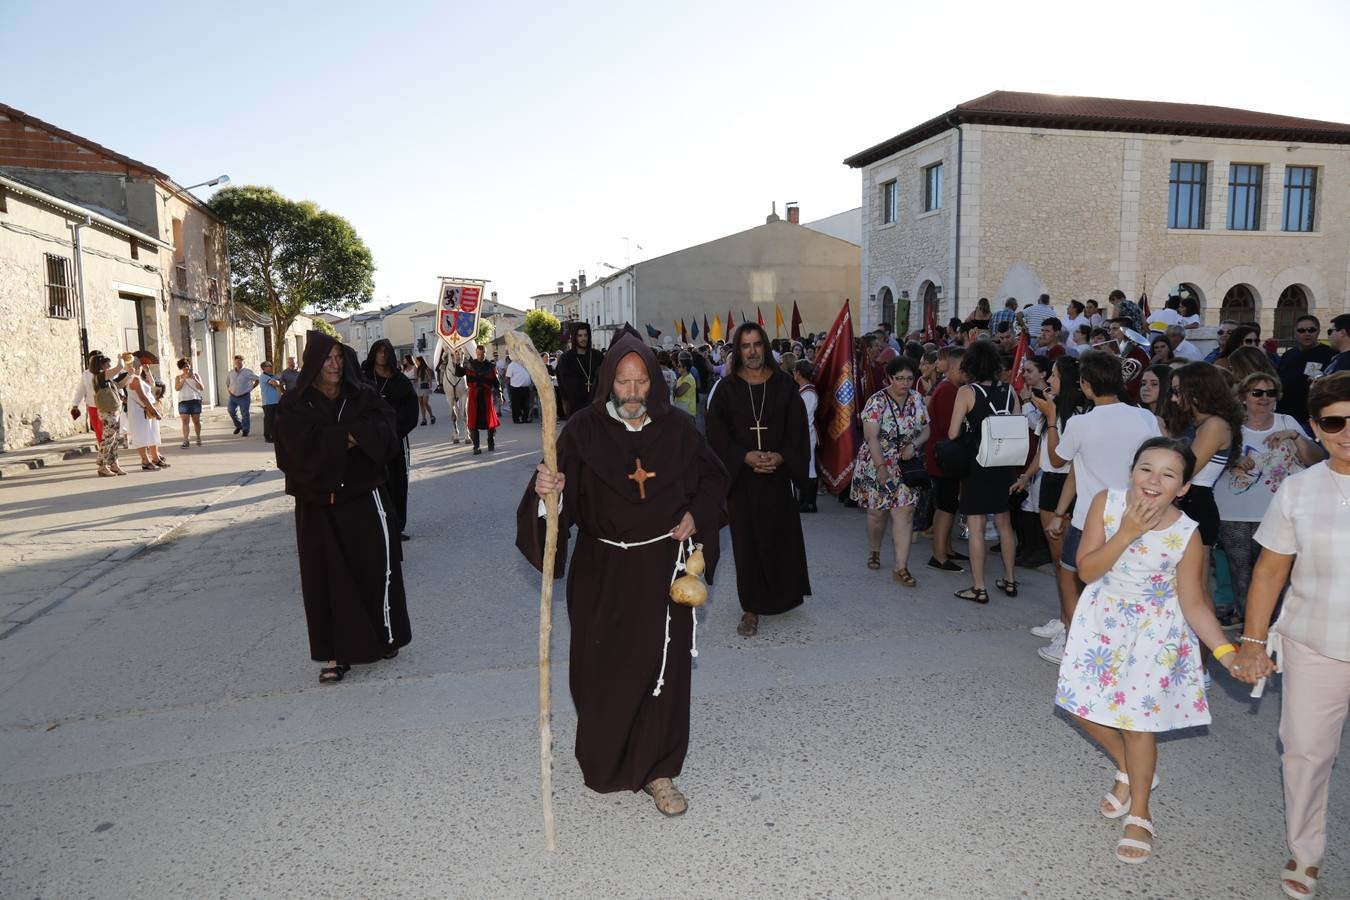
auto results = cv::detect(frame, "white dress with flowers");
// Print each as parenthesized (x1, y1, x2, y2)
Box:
(1055, 489, 1208, 732)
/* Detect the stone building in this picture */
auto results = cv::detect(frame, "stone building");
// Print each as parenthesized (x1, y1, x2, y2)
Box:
(844, 91, 1350, 341)
(0, 174, 170, 450)
(0, 101, 245, 432)
(574, 206, 860, 348)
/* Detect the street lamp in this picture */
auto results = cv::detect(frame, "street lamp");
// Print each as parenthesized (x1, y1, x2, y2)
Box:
(182, 175, 230, 192)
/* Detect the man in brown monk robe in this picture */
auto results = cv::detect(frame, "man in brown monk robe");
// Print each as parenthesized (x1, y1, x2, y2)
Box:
(516, 325, 728, 817)
(707, 322, 812, 637)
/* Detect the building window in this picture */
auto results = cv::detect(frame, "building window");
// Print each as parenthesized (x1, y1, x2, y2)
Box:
(1221, 284, 1257, 326)
(1227, 164, 1263, 231)
(923, 163, 943, 212)
(1283, 166, 1317, 232)
(1275, 285, 1310, 345)
(129, 237, 139, 260)
(1168, 161, 1208, 229)
(45, 253, 75, 318)
(881, 180, 897, 225)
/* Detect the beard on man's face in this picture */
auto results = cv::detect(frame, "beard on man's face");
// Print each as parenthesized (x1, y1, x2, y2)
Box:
(610, 390, 647, 420)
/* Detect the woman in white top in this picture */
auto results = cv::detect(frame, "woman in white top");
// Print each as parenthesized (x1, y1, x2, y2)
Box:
(792, 359, 819, 512)
(1215, 372, 1322, 622)
(174, 357, 205, 448)
(126, 357, 167, 470)
(1231, 372, 1350, 900)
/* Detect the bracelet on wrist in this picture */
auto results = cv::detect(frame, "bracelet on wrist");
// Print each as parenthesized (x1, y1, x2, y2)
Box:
(1239, 635, 1267, 646)
(1213, 643, 1237, 661)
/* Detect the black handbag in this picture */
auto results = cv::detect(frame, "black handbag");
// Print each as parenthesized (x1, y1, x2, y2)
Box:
(884, 392, 931, 489)
(935, 433, 974, 480)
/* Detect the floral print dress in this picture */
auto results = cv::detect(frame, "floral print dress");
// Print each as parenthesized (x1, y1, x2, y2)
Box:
(850, 389, 928, 510)
(1055, 489, 1208, 732)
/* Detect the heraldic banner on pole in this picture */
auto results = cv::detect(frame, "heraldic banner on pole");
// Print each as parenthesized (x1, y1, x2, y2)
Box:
(811, 299, 858, 495)
(436, 277, 490, 352)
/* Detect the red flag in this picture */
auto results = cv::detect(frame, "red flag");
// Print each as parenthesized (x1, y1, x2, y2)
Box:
(790, 301, 803, 341)
(1010, 329, 1031, 394)
(727, 309, 735, 331)
(1140, 290, 1152, 320)
(811, 300, 859, 495)
(757, 307, 766, 328)
(703, 315, 710, 341)
(680, 319, 688, 342)
(924, 300, 937, 341)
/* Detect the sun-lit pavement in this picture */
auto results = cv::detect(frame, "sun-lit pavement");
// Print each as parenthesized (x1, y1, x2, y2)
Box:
(0, 400, 1345, 898)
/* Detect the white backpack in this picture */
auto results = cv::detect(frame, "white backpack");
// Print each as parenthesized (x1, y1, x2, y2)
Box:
(971, 384, 1028, 468)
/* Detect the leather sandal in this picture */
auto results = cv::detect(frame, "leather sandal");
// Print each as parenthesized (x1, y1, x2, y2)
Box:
(954, 587, 989, 604)
(1281, 860, 1319, 898)
(866, 551, 881, 570)
(996, 578, 1019, 597)
(736, 613, 759, 637)
(643, 778, 688, 817)
(893, 568, 917, 587)
(1115, 815, 1154, 863)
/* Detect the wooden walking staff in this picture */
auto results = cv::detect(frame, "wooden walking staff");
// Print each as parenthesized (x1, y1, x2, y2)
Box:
(504, 329, 560, 851)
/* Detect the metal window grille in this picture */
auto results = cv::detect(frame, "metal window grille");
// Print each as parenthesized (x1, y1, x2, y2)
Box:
(44, 253, 74, 318)
(1168, 161, 1208, 229)
(175, 263, 188, 291)
(1283, 166, 1317, 232)
(1226, 164, 1263, 231)
(207, 276, 219, 302)
(924, 163, 943, 212)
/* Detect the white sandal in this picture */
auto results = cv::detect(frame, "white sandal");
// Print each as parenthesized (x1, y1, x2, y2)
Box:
(1101, 769, 1161, 819)
(1281, 860, 1318, 898)
(1114, 815, 1154, 864)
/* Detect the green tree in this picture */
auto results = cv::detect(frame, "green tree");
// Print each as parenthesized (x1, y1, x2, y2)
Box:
(523, 309, 561, 353)
(475, 318, 495, 347)
(310, 316, 339, 339)
(210, 185, 375, 367)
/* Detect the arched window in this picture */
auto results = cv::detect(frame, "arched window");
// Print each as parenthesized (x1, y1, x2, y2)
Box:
(878, 287, 895, 330)
(1275, 285, 1310, 345)
(1221, 284, 1257, 327)
(922, 282, 940, 333)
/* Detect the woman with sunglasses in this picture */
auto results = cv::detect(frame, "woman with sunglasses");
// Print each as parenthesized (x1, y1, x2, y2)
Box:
(1215, 324, 1261, 371)
(1214, 373, 1322, 627)
(1230, 372, 1350, 899)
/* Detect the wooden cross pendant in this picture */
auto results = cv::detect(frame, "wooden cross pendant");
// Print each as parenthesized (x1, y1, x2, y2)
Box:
(627, 457, 656, 500)
(749, 422, 767, 450)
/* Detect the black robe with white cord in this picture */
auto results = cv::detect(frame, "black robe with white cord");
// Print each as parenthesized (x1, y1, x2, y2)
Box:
(516, 327, 728, 793)
(275, 333, 412, 664)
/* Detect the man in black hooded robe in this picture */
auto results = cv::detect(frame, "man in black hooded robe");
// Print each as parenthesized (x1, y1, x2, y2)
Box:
(516, 325, 728, 816)
(362, 339, 419, 540)
(276, 333, 412, 683)
(707, 322, 812, 637)
(556, 321, 605, 418)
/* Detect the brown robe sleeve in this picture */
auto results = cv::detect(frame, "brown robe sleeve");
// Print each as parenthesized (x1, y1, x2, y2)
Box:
(514, 422, 576, 578)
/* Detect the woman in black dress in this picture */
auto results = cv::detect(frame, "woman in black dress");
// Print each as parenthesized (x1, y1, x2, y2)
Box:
(946, 340, 1021, 603)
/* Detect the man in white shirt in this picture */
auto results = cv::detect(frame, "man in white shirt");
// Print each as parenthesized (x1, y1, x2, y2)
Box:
(1147, 296, 1185, 332)
(505, 354, 534, 423)
(1166, 324, 1206, 361)
(226, 355, 259, 437)
(1036, 350, 1161, 659)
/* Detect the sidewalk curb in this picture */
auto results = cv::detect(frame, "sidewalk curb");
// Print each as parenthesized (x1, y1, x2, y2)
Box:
(0, 444, 94, 480)
(0, 466, 269, 640)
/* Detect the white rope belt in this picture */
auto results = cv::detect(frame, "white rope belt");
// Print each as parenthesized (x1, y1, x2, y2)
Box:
(595, 533, 699, 697)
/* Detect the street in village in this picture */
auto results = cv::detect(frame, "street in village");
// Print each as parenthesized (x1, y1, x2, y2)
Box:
(1, 408, 1345, 898)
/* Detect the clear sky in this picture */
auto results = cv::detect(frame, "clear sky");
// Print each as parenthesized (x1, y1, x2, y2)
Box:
(7, 0, 1350, 315)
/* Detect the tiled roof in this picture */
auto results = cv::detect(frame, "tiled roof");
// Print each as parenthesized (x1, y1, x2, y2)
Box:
(844, 90, 1350, 168)
(0, 101, 169, 179)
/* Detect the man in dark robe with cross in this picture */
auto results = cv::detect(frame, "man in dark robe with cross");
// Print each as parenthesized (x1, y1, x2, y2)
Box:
(556, 321, 605, 418)
(707, 321, 812, 637)
(516, 326, 728, 817)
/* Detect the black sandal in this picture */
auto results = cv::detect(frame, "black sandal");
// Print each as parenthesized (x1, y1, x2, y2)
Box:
(954, 587, 989, 604)
(318, 664, 351, 684)
(996, 578, 1019, 597)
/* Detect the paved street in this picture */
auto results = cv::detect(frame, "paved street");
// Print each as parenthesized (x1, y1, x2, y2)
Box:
(1, 405, 1346, 898)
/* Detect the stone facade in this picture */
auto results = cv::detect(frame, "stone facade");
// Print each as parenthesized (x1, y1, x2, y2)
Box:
(858, 120, 1350, 339)
(0, 178, 167, 451)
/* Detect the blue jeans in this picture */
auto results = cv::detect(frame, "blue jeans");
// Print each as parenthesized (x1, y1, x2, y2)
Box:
(228, 393, 251, 434)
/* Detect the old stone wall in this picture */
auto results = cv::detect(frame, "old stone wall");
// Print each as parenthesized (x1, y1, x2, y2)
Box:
(0, 189, 165, 451)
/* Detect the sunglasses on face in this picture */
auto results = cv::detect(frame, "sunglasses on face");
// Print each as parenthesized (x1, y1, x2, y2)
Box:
(1247, 388, 1278, 398)
(1242, 338, 1260, 345)
(1295, 327, 1318, 334)
(1314, 415, 1347, 434)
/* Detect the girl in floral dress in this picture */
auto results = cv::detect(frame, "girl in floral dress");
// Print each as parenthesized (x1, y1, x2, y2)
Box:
(1055, 437, 1238, 863)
